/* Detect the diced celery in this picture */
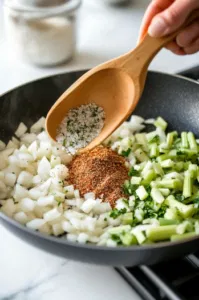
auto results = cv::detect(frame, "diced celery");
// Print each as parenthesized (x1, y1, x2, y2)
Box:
(157, 154, 170, 162)
(195, 221, 199, 234)
(151, 188, 164, 204)
(187, 132, 198, 151)
(184, 161, 191, 170)
(132, 229, 146, 244)
(108, 225, 131, 235)
(142, 161, 153, 173)
(171, 232, 197, 242)
(136, 186, 148, 200)
(165, 195, 196, 218)
(134, 148, 149, 162)
(146, 225, 177, 242)
(181, 132, 188, 148)
(159, 218, 180, 226)
(175, 162, 184, 172)
(150, 143, 159, 158)
(184, 191, 199, 204)
(153, 162, 164, 176)
(134, 208, 144, 222)
(129, 195, 135, 207)
(159, 188, 170, 196)
(166, 132, 177, 148)
(176, 220, 193, 234)
(130, 177, 142, 185)
(168, 149, 177, 158)
(142, 169, 156, 183)
(188, 164, 198, 179)
(164, 208, 181, 220)
(159, 143, 168, 154)
(156, 179, 182, 190)
(183, 173, 192, 198)
(160, 159, 174, 168)
(146, 131, 159, 143)
(154, 117, 168, 131)
(122, 212, 133, 225)
(135, 133, 148, 152)
(178, 148, 197, 157)
(120, 232, 137, 246)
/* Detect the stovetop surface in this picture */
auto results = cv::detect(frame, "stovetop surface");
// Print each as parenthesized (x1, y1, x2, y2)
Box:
(117, 251, 199, 300)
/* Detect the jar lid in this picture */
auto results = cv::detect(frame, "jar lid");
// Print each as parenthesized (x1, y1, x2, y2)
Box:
(4, 0, 81, 14)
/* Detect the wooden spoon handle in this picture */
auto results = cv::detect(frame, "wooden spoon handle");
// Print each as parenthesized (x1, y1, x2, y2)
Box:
(123, 9, 199, 77)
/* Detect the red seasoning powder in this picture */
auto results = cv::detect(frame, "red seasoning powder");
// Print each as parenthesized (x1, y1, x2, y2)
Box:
(68, 146, 129, 207)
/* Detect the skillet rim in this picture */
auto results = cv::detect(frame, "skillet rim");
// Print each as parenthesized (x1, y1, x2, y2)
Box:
(0, 69, 199, 252)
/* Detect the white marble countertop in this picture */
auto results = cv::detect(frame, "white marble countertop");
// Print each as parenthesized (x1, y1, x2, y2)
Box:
(0, 0, 199, 299)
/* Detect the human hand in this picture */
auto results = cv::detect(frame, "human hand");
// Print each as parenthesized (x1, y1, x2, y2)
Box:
(138, 0, 199, 55)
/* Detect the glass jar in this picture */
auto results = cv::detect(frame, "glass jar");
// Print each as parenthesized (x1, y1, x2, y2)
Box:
(3, 0, 81, 66)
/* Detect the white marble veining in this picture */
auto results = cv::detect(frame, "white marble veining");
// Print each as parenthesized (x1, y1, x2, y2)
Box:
(1, 226, 140, 300)
(1, 0, 199, 299)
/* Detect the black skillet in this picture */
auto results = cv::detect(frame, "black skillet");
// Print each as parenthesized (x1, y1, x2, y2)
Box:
(0, 68, 199, 267)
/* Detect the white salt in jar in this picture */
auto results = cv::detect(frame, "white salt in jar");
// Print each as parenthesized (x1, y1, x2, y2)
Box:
(4, 0, 81, 66)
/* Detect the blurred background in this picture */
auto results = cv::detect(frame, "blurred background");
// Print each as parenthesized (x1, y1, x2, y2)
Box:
(0, 0, 199, 95)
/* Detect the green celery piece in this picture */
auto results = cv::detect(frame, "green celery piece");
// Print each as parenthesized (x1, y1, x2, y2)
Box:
(120, 232, 137, 246)
(156, 179, 182, 190)
(165, 195, 196, 218)
(168, 149, 177, 158)
(184, 191, 199, 204)
(157, 154, 170, 162)
(184, 161, 191, 170)
(134, 148, 149, 162)
(175, 162, 184, 172)
(132, 230, 146, 244)
(108, 225, 131, 235)
(160, 159, 174, 168)
(159, 218, 180, 226)
(142, 169, 156, 183)
(122, 212, 133, 225)
(178, 149, 197, 156)
(153, 162, 164, 176)
(150, 143, 159, 158)
(159, 188, 170, 196)
(151, 188, 164, 204)
(187, 132, 198, 151)
(135, 133, 148, 152)
(146, 225, 177, 242)
(147, 131, 159, 143)
(154, 117, 168, 131)
(181, 132, 188, 148)
(171, 232, 197, 241)
(131, 177, 142, 185)
(167, 132, 177, 148)
(183, 173, 192, 198)
(164, 208, 182, 221)
(188, 164, 198, 179)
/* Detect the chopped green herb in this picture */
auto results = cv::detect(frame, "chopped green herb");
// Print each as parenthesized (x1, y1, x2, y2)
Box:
(121, 148, 131, 157)
(110, 208, 127, 219)
(128, 167, 139, 177)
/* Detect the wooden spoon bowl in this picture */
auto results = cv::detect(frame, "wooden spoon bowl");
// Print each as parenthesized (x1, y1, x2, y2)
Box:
(46, 10, 199, 153)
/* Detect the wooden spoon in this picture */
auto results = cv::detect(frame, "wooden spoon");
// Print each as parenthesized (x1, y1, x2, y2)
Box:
(46, 10, 199, 153)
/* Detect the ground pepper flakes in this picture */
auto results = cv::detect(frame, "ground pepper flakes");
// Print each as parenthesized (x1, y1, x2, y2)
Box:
(68, 146, 129, 207)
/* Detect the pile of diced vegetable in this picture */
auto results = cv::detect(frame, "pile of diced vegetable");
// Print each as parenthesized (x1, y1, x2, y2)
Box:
(1, 115, 199, 247)
(104, 116, 199, 246)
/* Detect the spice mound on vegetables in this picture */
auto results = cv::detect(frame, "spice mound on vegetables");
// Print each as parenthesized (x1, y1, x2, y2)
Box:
(68, 146, 129, 207)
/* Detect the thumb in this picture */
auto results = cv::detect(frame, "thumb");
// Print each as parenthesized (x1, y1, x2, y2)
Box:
(148, 0, 199, 37)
